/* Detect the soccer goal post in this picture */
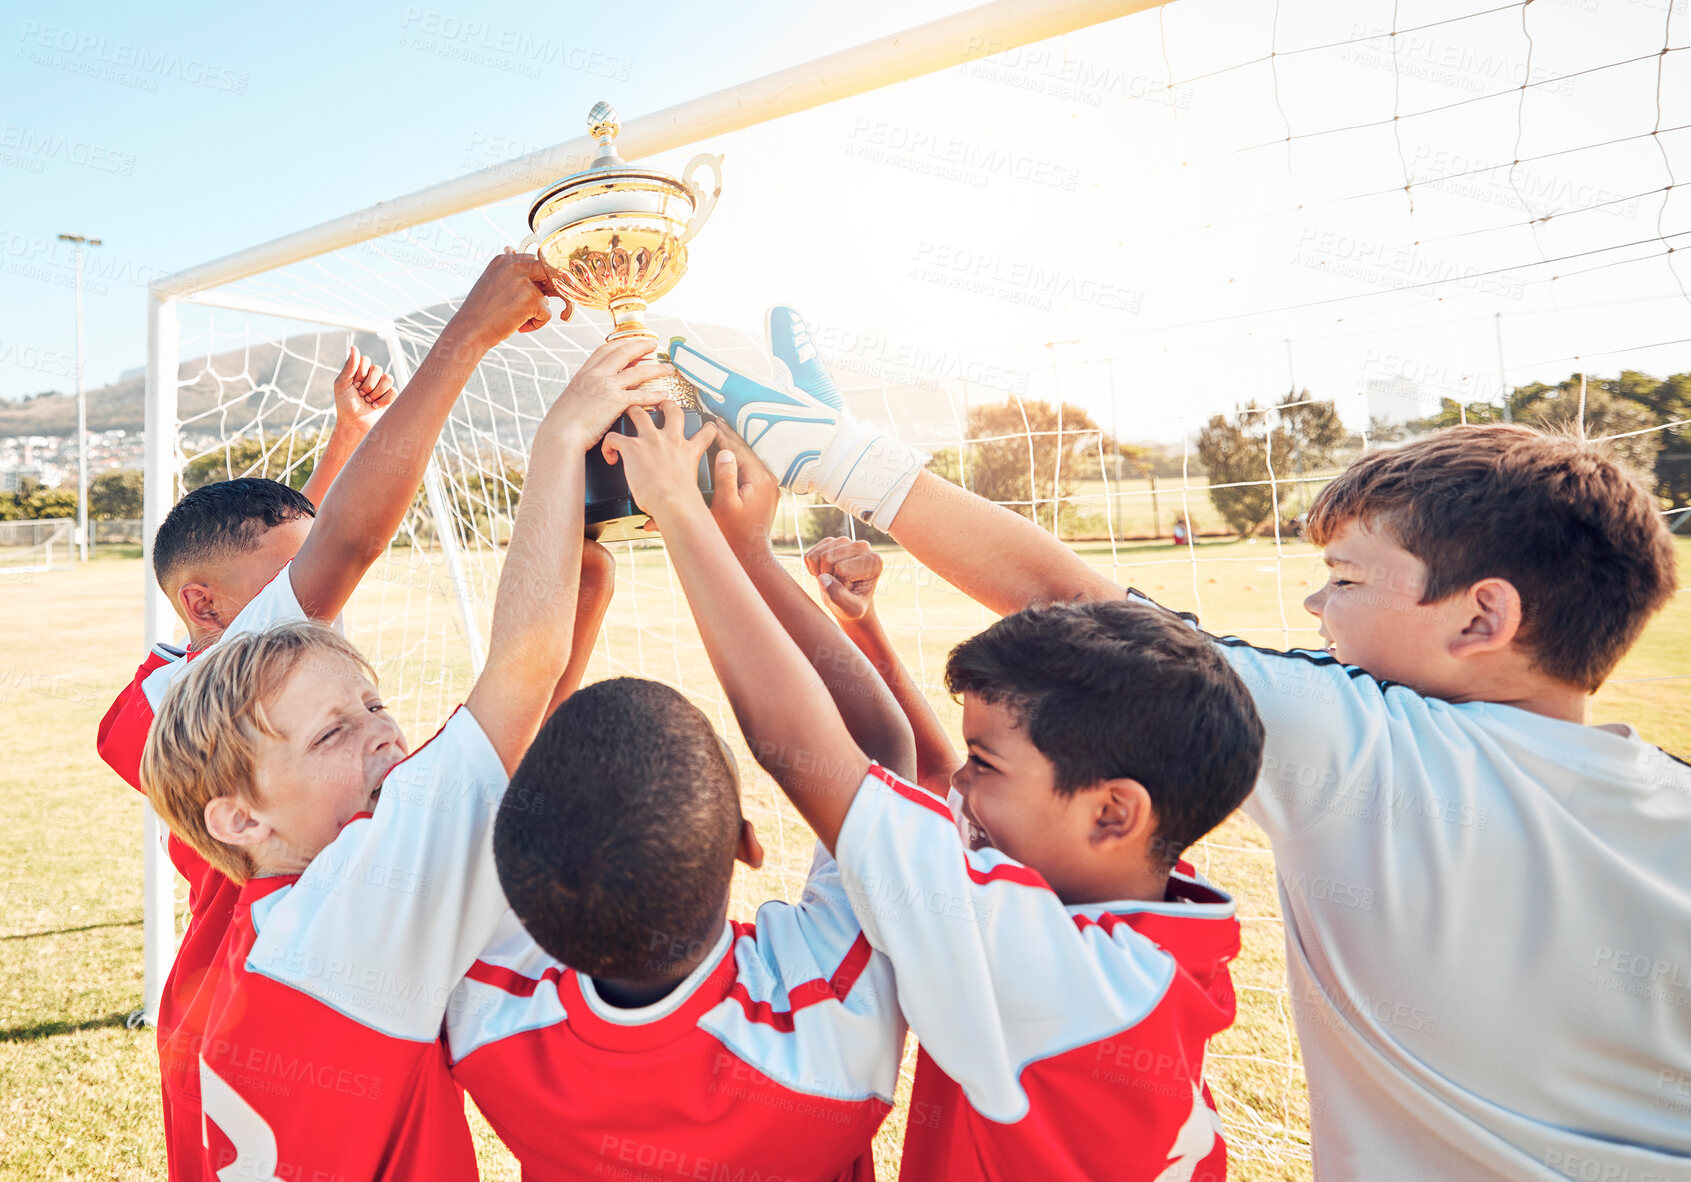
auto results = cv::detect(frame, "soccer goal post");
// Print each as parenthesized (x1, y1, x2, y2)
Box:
(138, 0, 1173, 1030)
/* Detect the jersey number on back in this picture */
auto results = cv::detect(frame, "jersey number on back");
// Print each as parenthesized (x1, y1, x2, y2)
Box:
(1151, 1083, 1223, 1182)
(200, 1058, 282, 1182)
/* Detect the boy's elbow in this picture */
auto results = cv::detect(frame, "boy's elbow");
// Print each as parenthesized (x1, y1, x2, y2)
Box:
(1028, 567, 1122, 608)
(886, 732, 918, 784)
(581, 539, 617, 588)
(865, 724, 917, 784)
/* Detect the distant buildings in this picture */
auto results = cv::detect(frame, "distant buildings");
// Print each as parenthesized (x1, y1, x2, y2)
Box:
(0, 429, 140, 490)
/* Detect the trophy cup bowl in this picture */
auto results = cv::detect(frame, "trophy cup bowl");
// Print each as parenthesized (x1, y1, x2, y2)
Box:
(520, 103, 723, 538)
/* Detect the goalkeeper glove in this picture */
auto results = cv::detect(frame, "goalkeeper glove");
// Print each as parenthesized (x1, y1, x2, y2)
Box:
(668, 305, 928, 531)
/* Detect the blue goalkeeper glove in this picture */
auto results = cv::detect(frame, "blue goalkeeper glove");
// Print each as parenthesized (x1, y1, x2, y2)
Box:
(669, 305, 928, 530)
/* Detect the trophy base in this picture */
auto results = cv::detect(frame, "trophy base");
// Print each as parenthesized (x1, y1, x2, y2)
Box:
(584, 404, 713, 540)
(634, 363, 701, 412)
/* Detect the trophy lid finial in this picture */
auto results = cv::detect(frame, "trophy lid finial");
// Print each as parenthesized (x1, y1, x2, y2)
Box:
(588, 102, 619, 138)
(587, 102, 626, 168)
(588, 103, 629, 169)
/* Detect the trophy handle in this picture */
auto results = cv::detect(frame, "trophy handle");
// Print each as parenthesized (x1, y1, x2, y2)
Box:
(678, 153, 723, 244)
(517, 231, 541, 254)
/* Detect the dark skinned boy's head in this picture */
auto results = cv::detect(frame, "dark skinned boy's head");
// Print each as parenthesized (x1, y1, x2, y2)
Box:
(495, 678, 758, 983)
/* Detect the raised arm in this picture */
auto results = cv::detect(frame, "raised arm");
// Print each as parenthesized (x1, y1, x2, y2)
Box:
(667, 317, 1121, 617)
(297, 346, 396, 508)
(467, 339, 669, 772)
(290, 251, 559, 622)
(884, 472, 1121, 615)
(709, 439, 915, 783)
(601, 404, 868, 851)
(805, 536, 957, 796)
(543, 539, 616, 719)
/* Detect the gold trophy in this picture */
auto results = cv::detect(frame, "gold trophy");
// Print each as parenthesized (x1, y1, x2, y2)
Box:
(521, 103, 723, 537)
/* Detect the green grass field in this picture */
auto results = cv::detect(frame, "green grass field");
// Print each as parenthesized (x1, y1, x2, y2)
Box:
(3, 535, 1686, 1179)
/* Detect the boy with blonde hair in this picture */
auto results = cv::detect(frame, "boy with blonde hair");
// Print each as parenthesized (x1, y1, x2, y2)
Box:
(142, 338, 665, 1181)
(678, 311, 1691, 1180)
(98, 250, 564, 1181)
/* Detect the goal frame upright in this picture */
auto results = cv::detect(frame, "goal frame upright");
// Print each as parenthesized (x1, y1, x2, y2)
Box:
(138, 0, 1171, 1024)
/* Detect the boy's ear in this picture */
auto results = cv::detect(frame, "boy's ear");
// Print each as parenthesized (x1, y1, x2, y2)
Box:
(1090, 779, 1156, 852)
(205, 795, 269, 850)
(736, 819, 765, 870)
(177, 581, 224, 632)
(1447, 577, 1523, 661)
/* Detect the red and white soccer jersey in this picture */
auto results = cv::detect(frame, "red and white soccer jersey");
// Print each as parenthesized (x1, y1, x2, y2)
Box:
(93, 563, 304, 1182)
(195, 705, 509, 1182)
(1126, 589, 1691, 1181)
(833, 764, 1239, 1182)
(445, 844, 905, 1182)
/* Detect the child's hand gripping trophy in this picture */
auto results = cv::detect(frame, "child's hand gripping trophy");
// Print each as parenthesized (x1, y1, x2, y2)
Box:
(599, 401, 720, 523)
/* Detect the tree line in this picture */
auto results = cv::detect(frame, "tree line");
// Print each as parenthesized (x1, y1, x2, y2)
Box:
(7, 368, 1685, 542)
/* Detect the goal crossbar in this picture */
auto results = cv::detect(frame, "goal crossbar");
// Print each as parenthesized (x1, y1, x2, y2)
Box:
(149, 0, 1165, 302)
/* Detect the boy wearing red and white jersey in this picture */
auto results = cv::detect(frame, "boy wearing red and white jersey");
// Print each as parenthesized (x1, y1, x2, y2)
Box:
(142, 338, 665, 1181)
(451, 794, 903, 1182)
(695, 316, 1691, 1181)
(601, 414, 1265, 1181)
(446, 432, 918, 1181)
(96, 251, 563, 1181)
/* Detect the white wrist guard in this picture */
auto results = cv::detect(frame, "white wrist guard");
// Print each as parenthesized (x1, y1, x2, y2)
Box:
(812, 420, 929, 532)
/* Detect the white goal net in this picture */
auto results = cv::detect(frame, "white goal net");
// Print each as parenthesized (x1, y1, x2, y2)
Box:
(0, 517, 73, 575)
(142, 1, 1691, 1176)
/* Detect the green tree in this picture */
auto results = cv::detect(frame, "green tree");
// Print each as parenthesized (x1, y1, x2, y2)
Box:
(89, 469, 144, 519)
(1197, 390, 1343, 537)
(1614, 371, 1691, 508)
(796, 501, 893, 549)
(926, 398, 1101, 534)
(1414, 372, 1661, 485)
(181, 433, 321, 493)
(0, 479, 80, 521)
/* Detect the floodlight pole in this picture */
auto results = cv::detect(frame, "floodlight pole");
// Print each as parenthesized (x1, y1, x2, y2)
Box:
(1494, 310, 1512, 422)
(59, 234, 101, 560)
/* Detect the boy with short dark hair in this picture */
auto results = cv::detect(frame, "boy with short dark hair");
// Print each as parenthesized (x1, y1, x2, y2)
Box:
(442, 432, 916, 1182)
(598, 411, 1263, 1181)
(98, 250, 564, 1181)
(685, 314, 1691, 1180)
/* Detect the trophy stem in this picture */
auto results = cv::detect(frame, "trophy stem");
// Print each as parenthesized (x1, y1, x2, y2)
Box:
(605, 296, 651, 342)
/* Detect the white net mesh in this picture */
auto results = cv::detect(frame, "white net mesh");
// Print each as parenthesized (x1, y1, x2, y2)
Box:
(154, 1, 1691, 1175)
(0, 517, 73, 575)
